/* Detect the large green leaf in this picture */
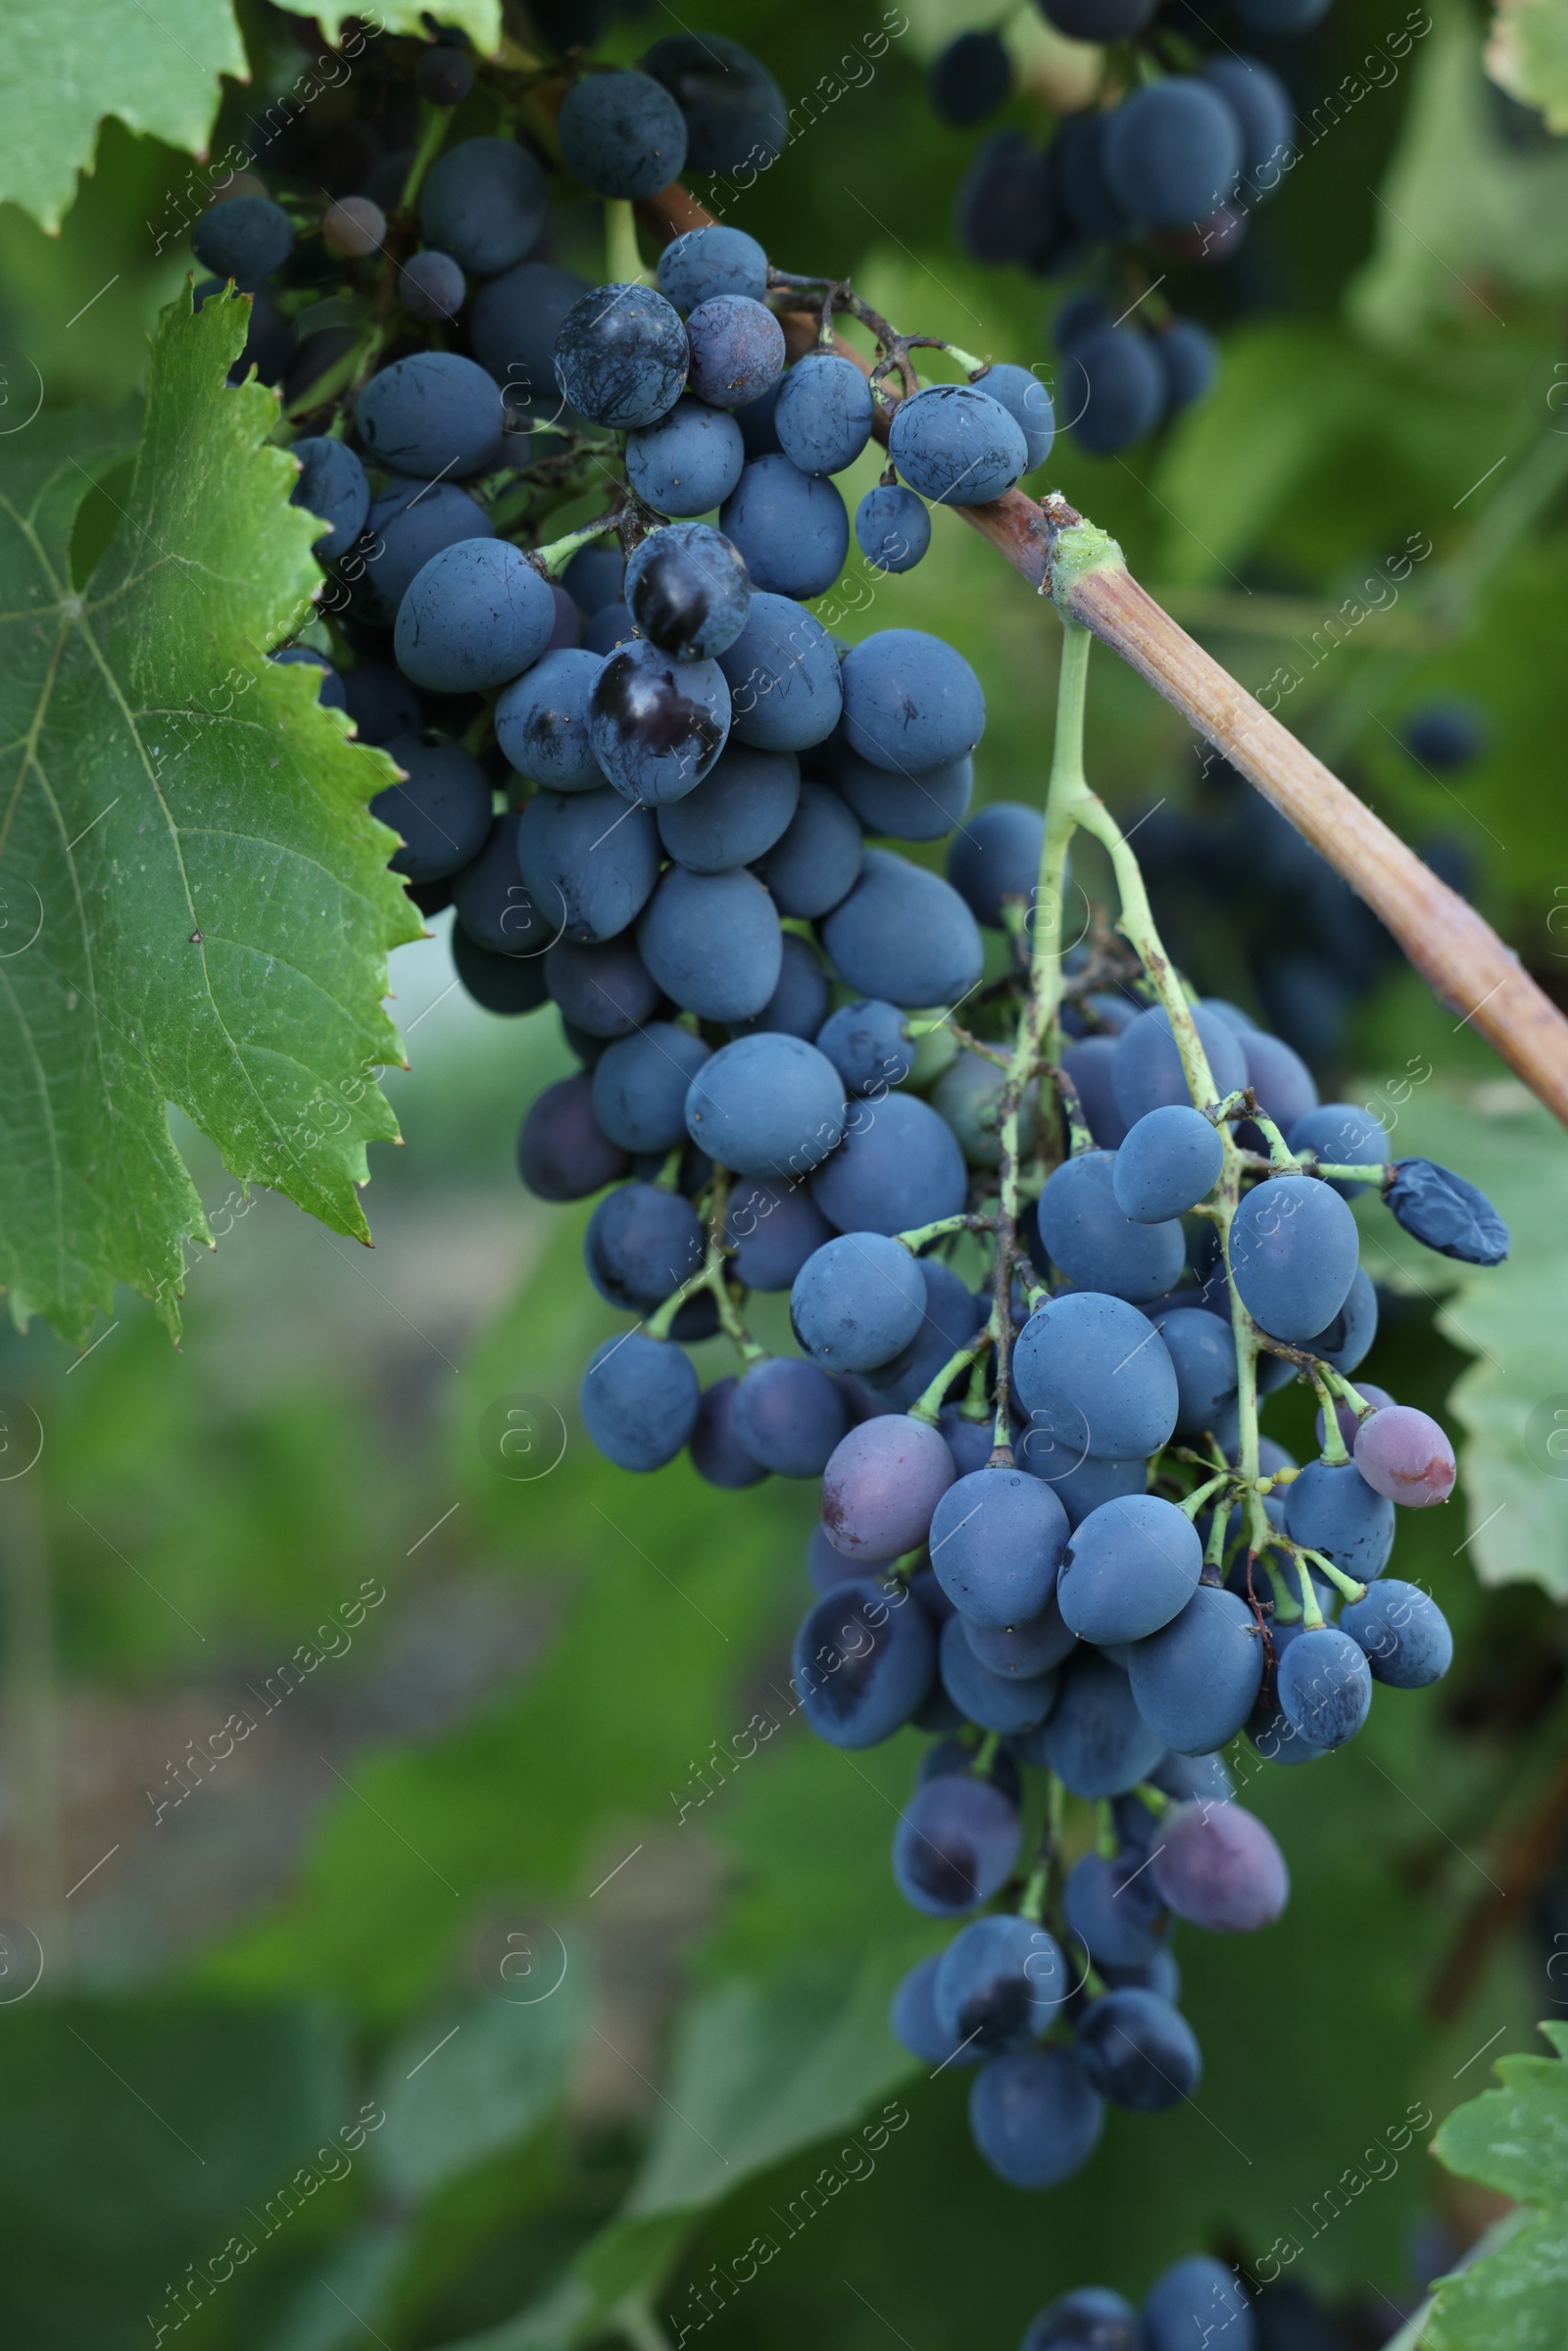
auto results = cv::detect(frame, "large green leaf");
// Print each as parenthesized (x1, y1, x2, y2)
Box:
(374, 1983, 588, 2202)
(1350, 0, 1568, 344)
(1348, 1080, 1568, 1593)
(0, 287, 418, 1343)
(1488, 0, 1568, 132)
(1434, 2021, 1568, 2204)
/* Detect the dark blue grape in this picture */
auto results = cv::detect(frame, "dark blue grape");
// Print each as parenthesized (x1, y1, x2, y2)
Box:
(1151, 319, 1217, 416)
(544, 932, 661, 1039)
(753, 780, 863, 918)
(946, 802, 1044, 928)
(861, 1258, 985, 1413)
(1019, 1440, 1148, 1528)
(820, 849, 983, 1010)
(1202, 55, 1294, 203)
(583, 602, 638, 657)
(581, 1330, 700, 1470)
(855, 483, 932, 574)
(1113, 1105, 1223, 1223)
(1074, 1986, 1200, 2109)
(450, 811, 544, 956)
(555, 282, 688, 429)
(726, 1179, 833, 1292)
(719, 455, 849, 599)
(517, 786, 661, 944)
(955, 132, 1064, 267)
(890, 1954, 971, 2065)
(1276, 1626, 1372, 1748)
(893, 1770, 1019, 1916)
(1024, 1649, 1163, 1795)
(1231, 0, 1329, 27)
(469, 261, 591, 424)
(729, 929, 829, 1042)
(625, 394, 747, 516)
(1102, 80, 1244, 229)
(1404, 699, 1488, 770)
(936, 1914, 1067, 2051)
(559, 70, 688, 200)
(1342, 1580, 1453, 1689)
(359, 479, 495, 622)
(653, 744, 797, 875)
(815, 999, 913, 1096)
(731, 1357, 847, 1477)
(640, 31, 789, 176)
(192, 194, 293, 281)
(733, 376, 784, 457)
(624, 523, 751, 661)
(453, 926, 550, 1015)
(1036, 1151, 1186, 1302)
(1389, 1158, 1508, 1264)
(774, 351, 875, 476)
(820, 1415, 956, 1561)
(1128, 1586, 1262, 1753)
(940, 1615, 1059, 1735)
(960, 1596, 1076, 1678)
(690, 1375, 768, 1489)
(658, 224, 769, 312)
(342, 662, 421, 748)
(588, 639, 731, 805)
(1063, 326, 1164, 456)
(1143, 2256, 1256, 2351)
(1284, 1458, 1395, 1582)
(585, 1182, 703, 1312)
(1287, 1102, 1390, 1197)
(372, 734, 491, 881)
(686, 295, 786, 409)
(496, 647, 604, 792)
(416, 41, 474, 106)
(790, 1234, 926, 1373)
(1053, 114, 1139, 241)
(1062, 1848, 1165, 1969)
(357, 352, 504, 479)
(291, 437, 368, 563)
(1013, 1292, 1179, 1462)
(1112, 1003, 1249, 1123)
(1020, 2285, 1142, 2351)
(590, 1023, 711, 1153)
(394, 539, 556, 694)
(517, 1072, 628, 1200)
(400, 250, 466, 323)
(637, 864, 781, 1021)
(841, 629, 985, 774)
(684, 1032, 845, 1176)
(968, 2047, 1103, 2189)
(1147, 1304, 1239, 1446)
(1229, 1173, 1359, 1341)
(928, 28, 1011, 125)
(1237, 1027, 1318, 1140)
(1060, 1038, 1128, 1150)
(929, 1466, 1069, 1629)
(1302, 1262, 1377, 1376)
(833, 747, 972, 843)
(972, 362, 1055, 469)
(793, 1576, 936, 1746)
(419, 136, 548, 276)
(1058, 1494, 1202, 1645)
(715, 591, 843, 752)
(809, 1092, 967, 1239)
(889, 383, 1029, 508)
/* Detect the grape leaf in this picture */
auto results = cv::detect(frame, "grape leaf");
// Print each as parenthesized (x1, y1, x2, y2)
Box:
(0, 1, 504, 234)
(1411, 2024, 1568, 2350)
(0, 285, 417, 1344)
(1488, 0, 1568, 132)
(373, 1983, 587, 2202)
(1348, 1080, 1568, 1594)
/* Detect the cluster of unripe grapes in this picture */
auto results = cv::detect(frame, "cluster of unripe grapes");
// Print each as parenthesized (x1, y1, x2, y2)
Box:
(224, 10, 1506, 2210)
(932, 0, 1337, 453)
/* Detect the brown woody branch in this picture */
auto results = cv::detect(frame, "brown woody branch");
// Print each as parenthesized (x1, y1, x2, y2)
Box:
(635, 187, 1568, 1133)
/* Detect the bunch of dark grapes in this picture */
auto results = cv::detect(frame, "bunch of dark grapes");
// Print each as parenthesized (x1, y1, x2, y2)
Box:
(930, 0, 1336, 453)
(1020, 2253, 1252, 2349)
(220, 16, 1507, 2201)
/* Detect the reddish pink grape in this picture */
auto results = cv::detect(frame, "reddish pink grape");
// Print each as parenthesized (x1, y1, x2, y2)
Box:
(1353, 1403, 1456, 1507)
(1149, 1798, 1289, 1932)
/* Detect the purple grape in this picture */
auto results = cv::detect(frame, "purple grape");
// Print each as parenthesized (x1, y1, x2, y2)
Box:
(1149, 1798, 1289, 1931)
(517, 1072, 628, 1201)
(1353, 1403, 1456, 1506)
(543, 933, 662, 1040)
(731, 1357, 847, 1478)
(820, 1416, 956, 1560)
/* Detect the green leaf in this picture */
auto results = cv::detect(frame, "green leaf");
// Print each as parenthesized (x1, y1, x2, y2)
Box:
(1415, 2025, 1568, 2349)
(1348, 1079, 1568, 1592)
(0, 0, 245, 232)
(1488, 0, 1568, 133)
(0, 286, 417, 1343)
(1349, 0, 1568, 345)
(1434, 2021, 1568, 2204)
(1425, 2212, 1568, 2351)
(373, 1983, 588, 2202)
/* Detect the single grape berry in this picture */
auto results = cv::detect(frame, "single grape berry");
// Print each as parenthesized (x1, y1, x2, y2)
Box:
(774, 351, 875, 476)
(321, 196, 385, 259)
(588, 639, 731, 805)
(1352, 1403, 1456, 1506)
(889, 383, 1030, 508)
(1388, 1158, 1508, 1264)
(624, 521, 752, 660)
(685, 294, 786, 409)
(554, 282, 689, 430)
(855, 483, 931, 574)
(416, 42, 474, 107)
(400, 250, 466, 322)
(560, 70, 689, 200)
(290, 437, 368, 563)
(419, 137, 549, 277)
(657, 223, 769, 312)
(192, 194, 294, 282)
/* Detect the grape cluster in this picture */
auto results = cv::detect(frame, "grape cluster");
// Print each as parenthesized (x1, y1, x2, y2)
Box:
(935, 0, 1336, 453)
(1021, 2252, 1252, 2350)
(237, 15, 1508, 2212)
